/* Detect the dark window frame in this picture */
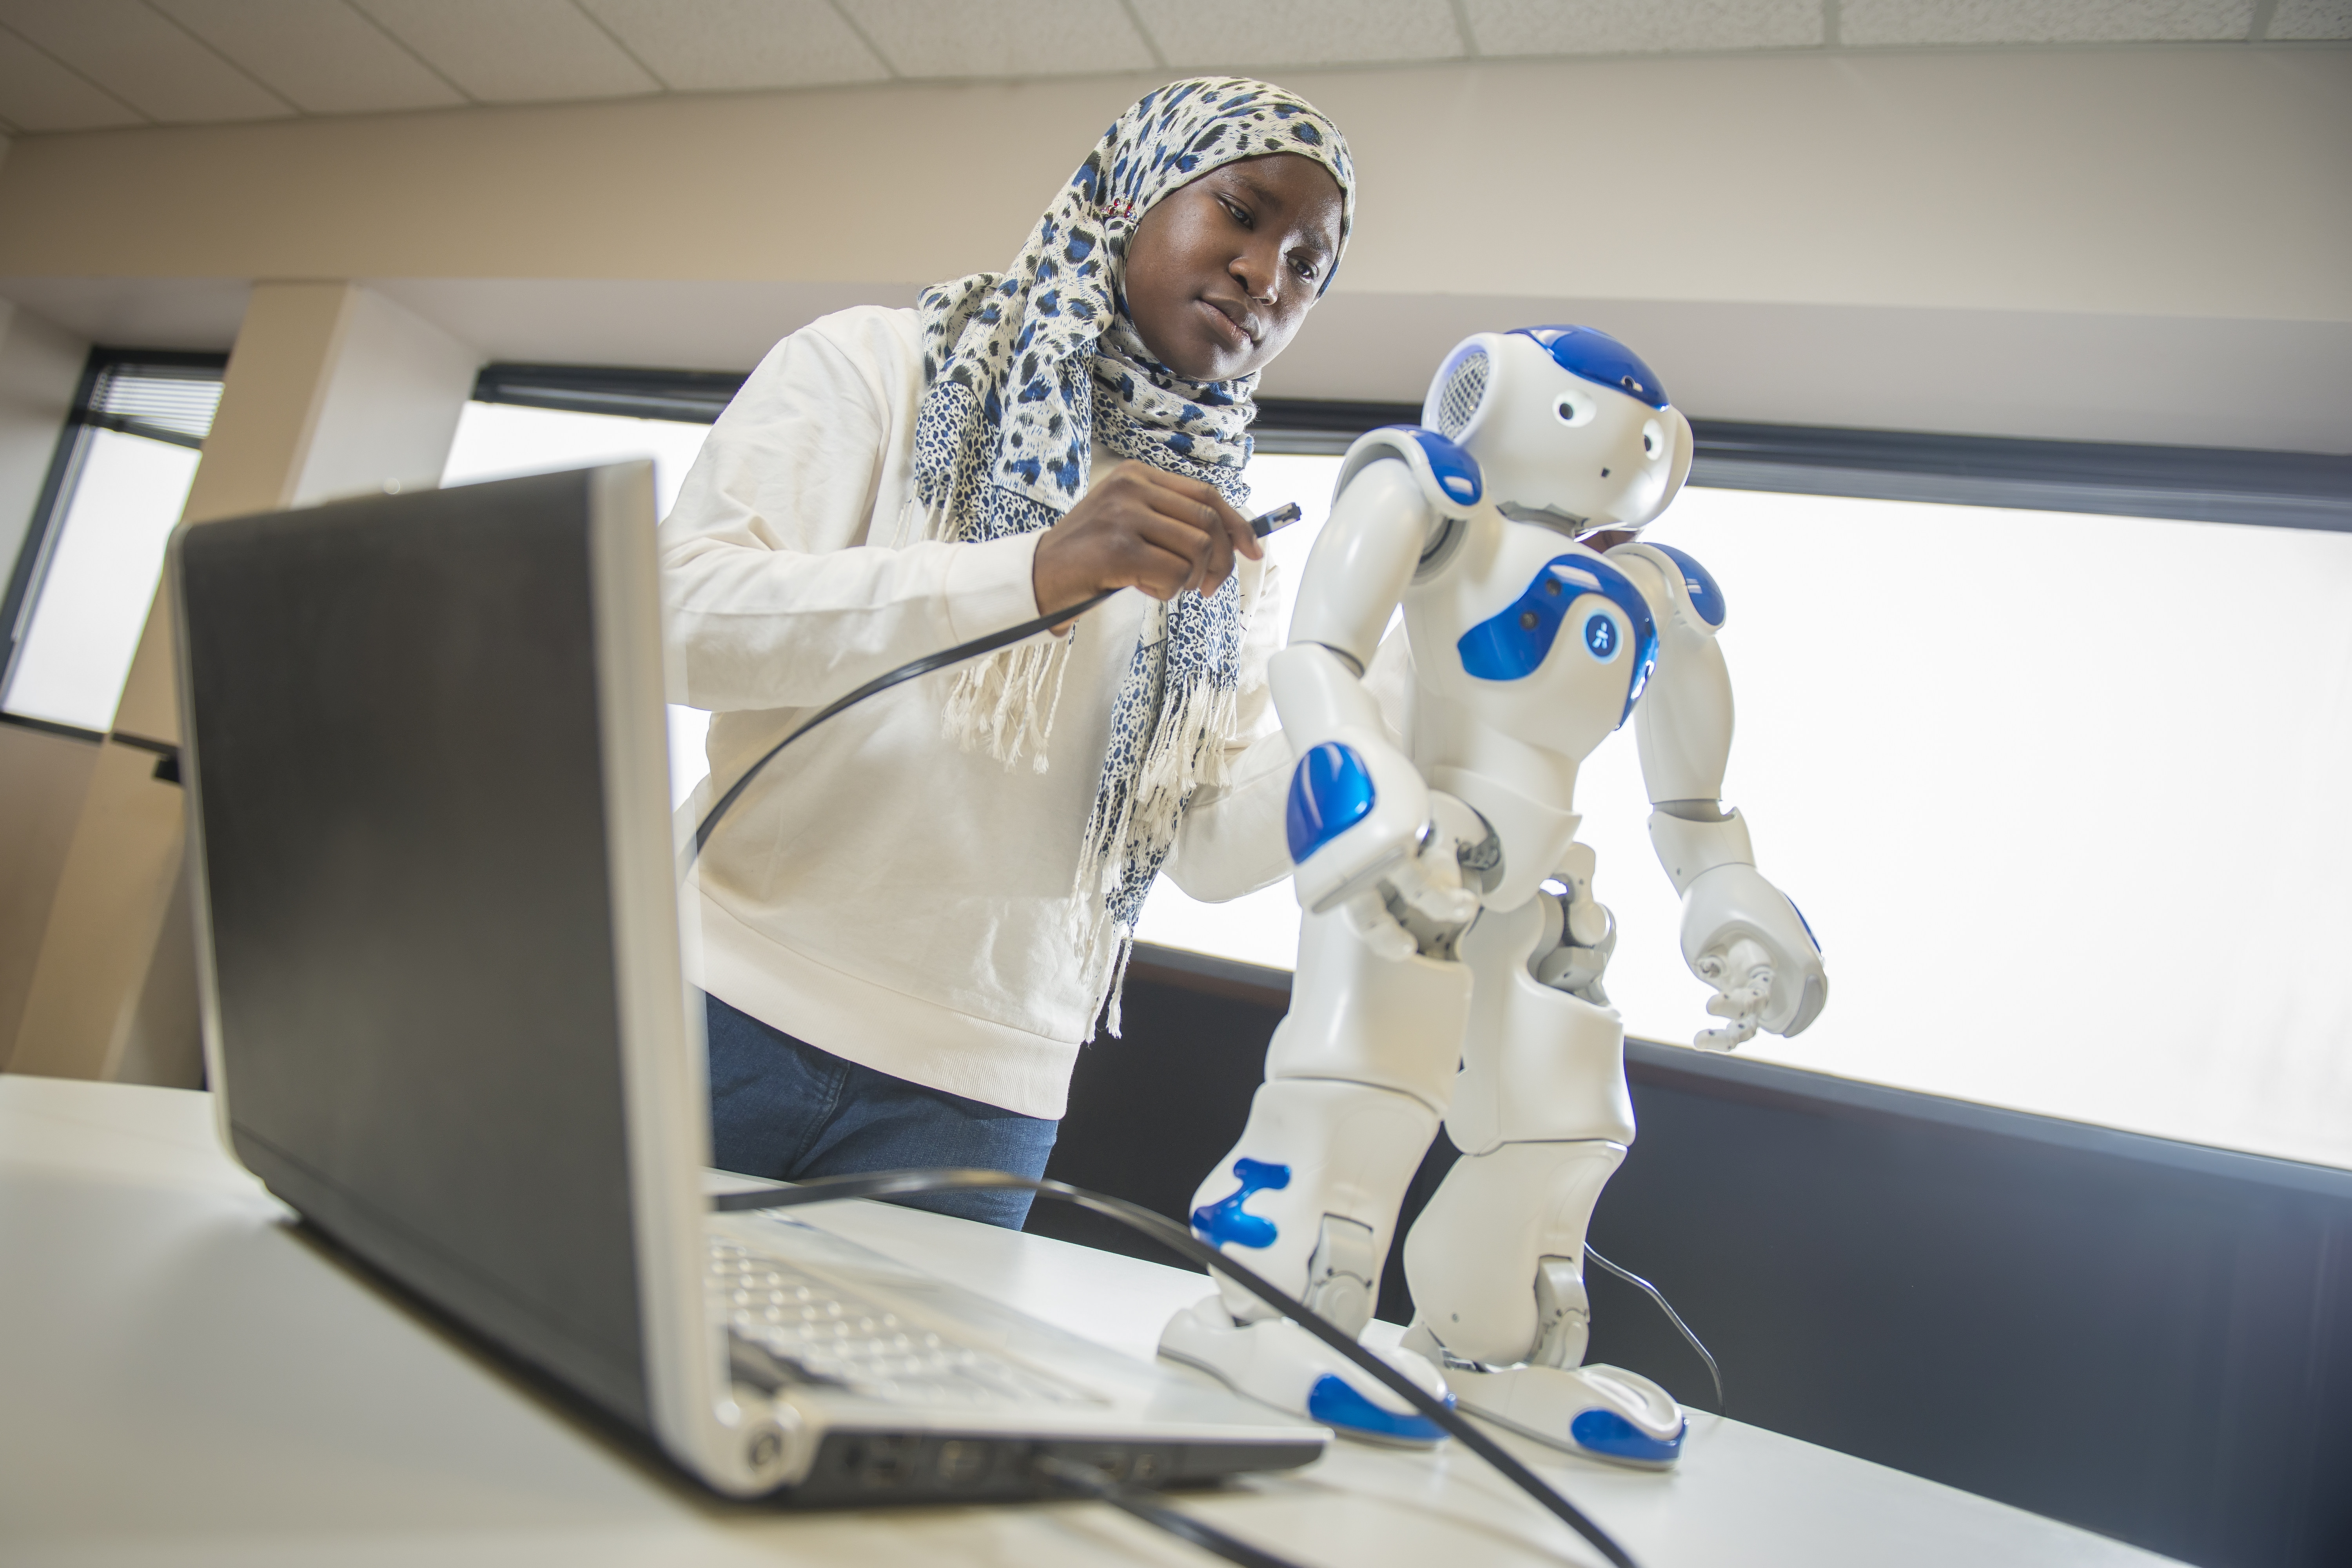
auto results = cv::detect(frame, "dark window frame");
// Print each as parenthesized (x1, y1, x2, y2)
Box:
(470, 363, 2352, 533)
(1, 347, 230, 743)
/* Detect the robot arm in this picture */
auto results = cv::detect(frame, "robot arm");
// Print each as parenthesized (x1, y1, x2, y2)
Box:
(1612, 543, 1827, 1048)
(1271, 456, 1477, 957)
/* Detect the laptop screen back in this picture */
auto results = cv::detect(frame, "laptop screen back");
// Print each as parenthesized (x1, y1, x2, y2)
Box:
(175, 468, 653, 1429)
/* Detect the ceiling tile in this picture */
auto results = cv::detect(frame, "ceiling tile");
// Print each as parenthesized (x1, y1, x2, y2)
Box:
(1841, 0, 2254, 46)
(0, 24, 145, 130)
(0, 0, 292, 123)
(840, 0, 1155, 78)
(581, 0, 886, 91)
(1132, 0, 1464, 70)
(2267, 0, 2352, 37)
(1463, 0, 1821, 54)
(351, 0, 661, 102)
(153, 0, 466, 114)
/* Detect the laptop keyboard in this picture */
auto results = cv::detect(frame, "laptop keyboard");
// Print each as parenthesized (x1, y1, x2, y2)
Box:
(710, 1235, 1093, 1407)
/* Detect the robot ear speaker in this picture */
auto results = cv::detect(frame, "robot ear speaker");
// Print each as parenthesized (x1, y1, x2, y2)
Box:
(1432, 347, 1490, 439)
(1661, 407, 1695, 510)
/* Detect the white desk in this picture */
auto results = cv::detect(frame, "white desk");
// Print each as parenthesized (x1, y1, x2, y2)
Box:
(0, 1075, 2176, 1568)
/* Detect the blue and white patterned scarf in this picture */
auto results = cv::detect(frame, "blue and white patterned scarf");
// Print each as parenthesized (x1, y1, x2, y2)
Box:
(915, 79, 1354, 1025)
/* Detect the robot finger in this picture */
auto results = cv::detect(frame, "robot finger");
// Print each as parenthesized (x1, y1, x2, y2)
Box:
(1398, 876, 1480, 929)
(1704, 985, 1768, 1021)
(1341, 888, 1419, 963)
(1694, 1016, 1760, 1053)
(1393, 831, 1481, 926)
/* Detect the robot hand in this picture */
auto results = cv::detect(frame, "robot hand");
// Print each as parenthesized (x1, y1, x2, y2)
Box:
(1692, 936, 1773, 1050)
(1338, 817, 1481, 962)
(1288, 727, 1457, 917)
(1679, 863, 1826, 1050)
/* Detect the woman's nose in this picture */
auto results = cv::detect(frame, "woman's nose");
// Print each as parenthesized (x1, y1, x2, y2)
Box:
(1230, 250, 1278, 303)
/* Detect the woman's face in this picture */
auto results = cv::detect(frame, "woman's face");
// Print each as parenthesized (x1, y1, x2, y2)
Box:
(1123, 152, 1347, 383)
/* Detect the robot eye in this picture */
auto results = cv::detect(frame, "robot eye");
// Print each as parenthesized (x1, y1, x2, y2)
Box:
(1553, 392, 1591, 426)
(1641, 418, 1667, 460)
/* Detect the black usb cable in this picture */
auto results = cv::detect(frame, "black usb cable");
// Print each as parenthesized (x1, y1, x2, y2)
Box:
(681, 502, 1302, 873)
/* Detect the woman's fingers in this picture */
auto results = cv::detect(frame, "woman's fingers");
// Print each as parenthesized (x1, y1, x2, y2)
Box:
(1029, 461, 1259, 619)
(1125, 509, 1226, 599)
(1133, 468, 1257, 595)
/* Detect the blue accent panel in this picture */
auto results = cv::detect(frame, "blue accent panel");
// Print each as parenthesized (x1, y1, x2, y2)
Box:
(1650, 542, 1726, 628)
(1285, 742, 1376, 863)
(1510, 325, 1670, 410)
(1373, 423, 1483, 506)
(1190, 1158, 1291, 1249)
(1791, 899, 1822, 954)
(1455, 554, 1661, 726)
(1570, 1408, 1686, 1464)
(1306, 1375, 1451, 1444)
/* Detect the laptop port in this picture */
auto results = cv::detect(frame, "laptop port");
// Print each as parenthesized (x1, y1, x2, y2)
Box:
(855, 1435, 917, 1487)
(935, 1439, 989, 1485)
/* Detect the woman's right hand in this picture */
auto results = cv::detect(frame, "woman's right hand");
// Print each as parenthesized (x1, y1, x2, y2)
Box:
(1031, 461, 1262, 630)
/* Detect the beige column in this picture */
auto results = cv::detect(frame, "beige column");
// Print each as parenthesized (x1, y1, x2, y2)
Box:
(6, 282, 479, 1084)
(0, 301, 97, 1067)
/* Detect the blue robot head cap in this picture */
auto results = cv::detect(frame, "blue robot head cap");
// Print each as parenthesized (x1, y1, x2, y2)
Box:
(1511, 325, 1670, 410)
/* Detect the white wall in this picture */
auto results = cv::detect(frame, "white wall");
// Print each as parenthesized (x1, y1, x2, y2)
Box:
(0, 47, 2343, 449)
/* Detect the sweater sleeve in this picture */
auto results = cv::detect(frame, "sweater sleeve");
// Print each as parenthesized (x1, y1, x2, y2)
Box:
(658, 313, 1044, 713)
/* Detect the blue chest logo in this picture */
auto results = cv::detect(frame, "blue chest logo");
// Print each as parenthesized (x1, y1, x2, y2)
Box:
(1456, 554, 1659, 726)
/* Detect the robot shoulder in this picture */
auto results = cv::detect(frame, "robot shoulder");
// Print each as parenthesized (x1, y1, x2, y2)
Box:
(1334, 425, 1483, 517)
(1609, 540, 1727, 632)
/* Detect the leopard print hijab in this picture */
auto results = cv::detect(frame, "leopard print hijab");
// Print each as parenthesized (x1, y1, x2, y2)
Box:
(914, 79, 1354, 1029)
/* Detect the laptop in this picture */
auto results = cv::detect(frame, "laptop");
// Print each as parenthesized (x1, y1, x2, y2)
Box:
(166, 461, 1327, 1501)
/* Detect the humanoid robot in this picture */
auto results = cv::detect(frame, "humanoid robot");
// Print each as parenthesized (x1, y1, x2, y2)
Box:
(1158, 326, 1827, 1466)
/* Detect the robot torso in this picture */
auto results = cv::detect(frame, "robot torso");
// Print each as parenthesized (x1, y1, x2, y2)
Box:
(1401, 508, 1659, 781)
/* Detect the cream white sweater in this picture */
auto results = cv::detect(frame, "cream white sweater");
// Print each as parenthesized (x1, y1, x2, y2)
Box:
(660, 306, 1295, 1119)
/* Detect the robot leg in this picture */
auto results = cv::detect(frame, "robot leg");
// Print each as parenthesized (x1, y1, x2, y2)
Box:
(1398, 892, 1687, 1468)
(1160, 902, 1467, 1445)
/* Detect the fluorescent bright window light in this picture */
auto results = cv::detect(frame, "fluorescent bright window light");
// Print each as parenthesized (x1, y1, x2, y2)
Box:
(1147, 479, 2352, 1173)
(3, 429, 202, 733)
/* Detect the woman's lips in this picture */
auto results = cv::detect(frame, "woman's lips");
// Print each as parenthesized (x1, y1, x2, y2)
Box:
(1197, 297, 1255, 348)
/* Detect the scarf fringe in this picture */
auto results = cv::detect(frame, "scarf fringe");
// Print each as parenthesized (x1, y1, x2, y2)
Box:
(1069, 671, 1243, 1024)
(940, 630, 1075, 773)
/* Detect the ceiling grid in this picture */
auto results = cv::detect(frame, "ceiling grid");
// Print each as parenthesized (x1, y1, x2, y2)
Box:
(0, 0, 2340, 136)
(819, 0, 898, 80)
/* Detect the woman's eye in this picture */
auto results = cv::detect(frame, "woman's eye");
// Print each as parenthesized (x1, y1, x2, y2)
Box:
(1220, 196, 1251, 227)
(1290, 254, 1319, 280)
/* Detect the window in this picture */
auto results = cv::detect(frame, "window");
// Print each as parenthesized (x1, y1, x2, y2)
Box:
(1150, 448, 2352, 1174)
(2, 352, 225, 735)
(442, 365, 2352, 1171)
(1131, 451, 1343, 969)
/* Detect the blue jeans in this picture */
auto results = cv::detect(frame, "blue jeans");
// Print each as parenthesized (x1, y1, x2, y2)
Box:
(703, 993, 1059, 1229)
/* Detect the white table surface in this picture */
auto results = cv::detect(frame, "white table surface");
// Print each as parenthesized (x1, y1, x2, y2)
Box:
(0, 1074, 2179, 1568)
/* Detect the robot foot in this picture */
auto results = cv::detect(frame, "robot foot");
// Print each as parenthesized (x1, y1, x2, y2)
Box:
(1158, 1296, 1455, 1447)
(1399, 1323, 1684, 1469)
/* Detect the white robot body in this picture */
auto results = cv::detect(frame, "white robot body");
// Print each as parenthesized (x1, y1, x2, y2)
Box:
(1161, 327, 1826, 1466)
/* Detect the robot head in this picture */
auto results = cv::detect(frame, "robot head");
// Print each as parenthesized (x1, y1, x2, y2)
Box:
(1421, 326, 1693, 538)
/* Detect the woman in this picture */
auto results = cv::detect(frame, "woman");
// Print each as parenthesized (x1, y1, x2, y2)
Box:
(661, 79, 1354, 1226)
